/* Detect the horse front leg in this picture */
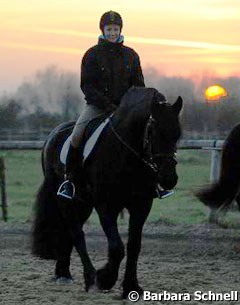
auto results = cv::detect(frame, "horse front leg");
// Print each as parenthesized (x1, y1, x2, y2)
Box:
(96, 210, 125, 291)
(122, 200, 152, 299)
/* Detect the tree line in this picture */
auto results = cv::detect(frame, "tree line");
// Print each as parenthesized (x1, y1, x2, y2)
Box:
(0, 66, 240, 139)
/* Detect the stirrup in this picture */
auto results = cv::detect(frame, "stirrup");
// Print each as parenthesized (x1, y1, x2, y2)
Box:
(155, 183, 174, 199)
(57, 180, 76, 200)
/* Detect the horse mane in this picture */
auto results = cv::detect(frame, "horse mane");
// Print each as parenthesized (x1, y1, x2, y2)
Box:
(116, 86, 166, 121)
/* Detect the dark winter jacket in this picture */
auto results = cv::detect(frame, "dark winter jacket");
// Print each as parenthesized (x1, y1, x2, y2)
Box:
(80, 37, 145, 110)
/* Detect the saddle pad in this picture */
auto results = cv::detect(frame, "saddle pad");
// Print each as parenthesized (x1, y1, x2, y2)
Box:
(60, 117, 110, 165)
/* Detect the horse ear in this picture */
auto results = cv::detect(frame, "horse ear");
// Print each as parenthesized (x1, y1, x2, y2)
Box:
(151, 90, 167, 115)
(172, 96, 183, 114)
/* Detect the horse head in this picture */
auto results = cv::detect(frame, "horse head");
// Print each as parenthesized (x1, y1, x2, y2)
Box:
(145, 91, 183, 190)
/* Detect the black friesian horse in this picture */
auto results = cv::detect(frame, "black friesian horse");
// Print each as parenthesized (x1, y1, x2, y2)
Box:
(196, 123, 240, 222)
(32, 87, 183, 298)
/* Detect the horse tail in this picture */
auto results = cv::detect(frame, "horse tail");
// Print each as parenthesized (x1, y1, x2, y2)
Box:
(195, 181, 239, 209)
(32, 137, 65, 260)
(32, 121, 76, 260)
(196, 124, 240, 209)
(32, 174, 63, 260)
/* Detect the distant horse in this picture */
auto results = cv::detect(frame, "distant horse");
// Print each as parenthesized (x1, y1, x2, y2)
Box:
(32, 87, 182, 298)
(196, 124, 240, 223)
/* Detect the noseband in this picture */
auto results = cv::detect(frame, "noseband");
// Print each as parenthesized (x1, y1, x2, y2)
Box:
(109, 113, 176, 174)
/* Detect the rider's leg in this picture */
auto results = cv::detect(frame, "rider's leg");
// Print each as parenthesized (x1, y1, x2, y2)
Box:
(57, 105, 105, 200)
(57, 143, 81, 200)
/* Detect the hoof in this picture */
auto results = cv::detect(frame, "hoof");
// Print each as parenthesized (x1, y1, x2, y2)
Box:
(87, 284, 99, 293)
(87, 284, 110, 294)
(55, 277, 74, 285)
(96, 268, 118, 291)
(122, 284, 143, 300)
(85, 269, 97, 292)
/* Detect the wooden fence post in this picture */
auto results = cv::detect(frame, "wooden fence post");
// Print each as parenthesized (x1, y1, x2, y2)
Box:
(0, 157, 8, 222)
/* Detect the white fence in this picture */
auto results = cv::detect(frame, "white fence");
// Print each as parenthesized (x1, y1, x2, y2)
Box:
(0, 139, 223, 182)
(0, 140, 224, 221)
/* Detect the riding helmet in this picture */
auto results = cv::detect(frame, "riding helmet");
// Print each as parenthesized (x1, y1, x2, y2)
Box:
(99, 11, 123, 32)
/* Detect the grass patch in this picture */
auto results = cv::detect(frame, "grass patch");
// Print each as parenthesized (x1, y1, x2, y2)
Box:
(0, 150, 43, 222)
(0, 149, 228, 225)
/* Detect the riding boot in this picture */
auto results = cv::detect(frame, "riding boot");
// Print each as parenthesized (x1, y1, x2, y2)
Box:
(57, 144, 81, 200)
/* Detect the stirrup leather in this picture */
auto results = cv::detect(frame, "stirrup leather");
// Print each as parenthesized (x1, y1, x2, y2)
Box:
(57, 180, 76, 200)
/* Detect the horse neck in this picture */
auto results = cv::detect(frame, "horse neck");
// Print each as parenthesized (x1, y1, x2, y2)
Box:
(112, 103, 150, 153)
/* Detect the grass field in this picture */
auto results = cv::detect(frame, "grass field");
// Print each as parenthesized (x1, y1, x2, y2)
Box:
(1, 149, 239, 225)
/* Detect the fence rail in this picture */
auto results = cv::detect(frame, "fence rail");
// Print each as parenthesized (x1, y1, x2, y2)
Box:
(0, 140, 224, 181)
(0, 140, 224, 221)
(0, 139, 225, 150)
(0, 141, 44, 150)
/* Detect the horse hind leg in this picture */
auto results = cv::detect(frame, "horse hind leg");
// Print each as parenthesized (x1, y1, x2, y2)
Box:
(57, 199, 96, 291)
(74, 226, 97, 292)
(55, 242, 74, 284)
(96, 212, 125, 291)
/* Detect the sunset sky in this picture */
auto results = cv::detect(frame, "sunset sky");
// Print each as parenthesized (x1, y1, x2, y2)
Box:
(1, 0, 240, 93)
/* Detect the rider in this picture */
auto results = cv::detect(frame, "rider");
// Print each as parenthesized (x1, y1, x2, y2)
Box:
(57, 10, 145, 199)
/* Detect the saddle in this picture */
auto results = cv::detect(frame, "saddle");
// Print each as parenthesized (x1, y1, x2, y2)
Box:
(60, 114, 110, 165)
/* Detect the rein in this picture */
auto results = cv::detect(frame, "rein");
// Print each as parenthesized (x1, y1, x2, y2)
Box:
(109, 115, 164, 174)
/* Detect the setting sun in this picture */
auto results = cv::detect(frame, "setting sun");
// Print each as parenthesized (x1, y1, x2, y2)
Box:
(205, 85, 227, 101)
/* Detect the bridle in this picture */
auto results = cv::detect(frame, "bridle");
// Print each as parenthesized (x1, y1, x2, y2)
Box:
(143, 115, 177, 170)
(108, 111, 177, 175)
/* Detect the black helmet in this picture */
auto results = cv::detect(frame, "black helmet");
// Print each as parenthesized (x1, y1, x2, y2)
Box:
(99, 11, 123, 32)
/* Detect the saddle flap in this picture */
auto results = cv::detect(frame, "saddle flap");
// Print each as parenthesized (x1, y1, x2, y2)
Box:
(60, 117, 111, 165)
(82, 117, 110, 163)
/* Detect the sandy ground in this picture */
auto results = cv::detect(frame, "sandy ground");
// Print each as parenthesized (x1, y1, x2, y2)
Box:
(1, 222, 240, 305)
